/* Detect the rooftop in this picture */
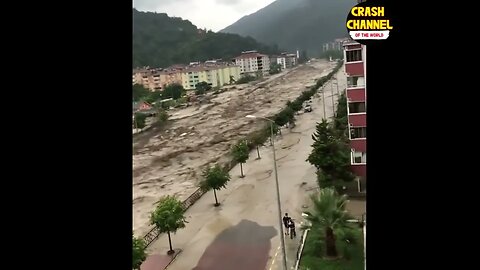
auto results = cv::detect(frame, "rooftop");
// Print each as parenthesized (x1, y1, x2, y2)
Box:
(234, 52, 267, 59)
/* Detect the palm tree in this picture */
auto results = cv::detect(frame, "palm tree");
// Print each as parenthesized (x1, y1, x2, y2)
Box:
(302, 188, 352, 259)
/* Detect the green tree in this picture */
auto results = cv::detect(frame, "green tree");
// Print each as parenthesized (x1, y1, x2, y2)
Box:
(132, 9, 280, 68)
(269, 63, 282, 74)
(302, 188, 353, 258)
(307, 120, 354, 187)
(275, 107, 295, 127)
(150, 195, 187, 255)
(236, 74, 256, 84)
(134, 113, 147, 129)
(333, 92, 348, 137)
(195, 81, 212, 95)
(133, 84, 150, 101)
(287, 100, 303, 112)
(200, 164, 231, 206)
(162, 83, 184, 100)
(248, 131, 266, 159)
(132, 234, 147, 270)
(231, 140, 250, 177)
(145, 90, 163, 103)
(157, 108, 169, 123)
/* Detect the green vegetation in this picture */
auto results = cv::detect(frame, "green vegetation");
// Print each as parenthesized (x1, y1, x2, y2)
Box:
(162, 83, 185, 100)
(333, 92, 348, 138)
(220, 0, 353, 57)
(307, 119, 354, 189)
(300, 228, 364, 270)
(247, 130, 266, 159)
(300, 188, 363, 270)
(132, 234, 147, 270)
(133, 84, 150, 102)
(200, 164, 231, 206)
(144, 90, 163, 104)
(133, 9, 280, 68)
(134, 113, 147, 129)
(269, 63, 282, 74)
(195, 81, 212, 95)
(231, 140, 250, 177)
(150, 195, 186, 255)
(236, 74, 257, 84)
(233, 60, 343, 159)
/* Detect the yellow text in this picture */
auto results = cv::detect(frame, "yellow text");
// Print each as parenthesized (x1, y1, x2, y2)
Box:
(351, 7, 385, 17)
(346, 20, 393, 30)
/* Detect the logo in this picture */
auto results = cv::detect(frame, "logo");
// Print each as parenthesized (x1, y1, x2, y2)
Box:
(346, 1, 393, 44)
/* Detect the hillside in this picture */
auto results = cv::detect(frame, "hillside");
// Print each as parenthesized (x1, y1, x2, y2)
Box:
(133, 9, 281, 68)
(220, 0, 355, 57)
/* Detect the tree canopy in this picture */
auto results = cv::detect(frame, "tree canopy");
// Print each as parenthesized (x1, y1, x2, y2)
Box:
(162, 83, 184, 100)
(132, 234, 147, 270)
(133, 9, 280, 68)
(150, 195, 186, 234)
(302, 188, 354, 258)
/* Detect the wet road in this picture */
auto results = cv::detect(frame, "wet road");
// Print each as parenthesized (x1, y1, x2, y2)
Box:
(193, 220, 276, 270)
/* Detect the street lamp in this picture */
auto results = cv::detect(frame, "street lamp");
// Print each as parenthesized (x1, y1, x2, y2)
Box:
(245, 115, 288, 270)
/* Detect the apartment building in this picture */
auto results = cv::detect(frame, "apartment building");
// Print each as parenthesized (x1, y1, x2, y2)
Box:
(270, 52, 297, 70)
(343, 39, 366, 189)
(180, 62, 241, 90)
(233, 50, 270, 75)
(132, 66, 183, 91)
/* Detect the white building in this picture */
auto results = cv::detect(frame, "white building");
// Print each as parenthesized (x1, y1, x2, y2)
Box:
(233, 50, 270, 75)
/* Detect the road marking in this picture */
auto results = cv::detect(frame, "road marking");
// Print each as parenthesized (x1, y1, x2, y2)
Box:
(269, 246, 281, 270)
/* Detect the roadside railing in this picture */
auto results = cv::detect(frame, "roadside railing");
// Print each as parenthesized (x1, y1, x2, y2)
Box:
(142, 187, 207, 248)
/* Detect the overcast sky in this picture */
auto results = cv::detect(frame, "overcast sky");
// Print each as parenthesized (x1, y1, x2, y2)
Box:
(133, 0, 276, 32)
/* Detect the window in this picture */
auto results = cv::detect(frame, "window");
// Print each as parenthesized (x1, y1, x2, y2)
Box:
(349, 102, 366, 113)
(347, 76, 365, 87)
(193, 75, 199, 78)
(351, 151, 366, 164)
(350, 127, 366, 139)
(346, 49, 362, 62)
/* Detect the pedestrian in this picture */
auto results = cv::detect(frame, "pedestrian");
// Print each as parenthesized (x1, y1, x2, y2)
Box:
(289, 219, 297, 239)
(282, 213, 291, 235)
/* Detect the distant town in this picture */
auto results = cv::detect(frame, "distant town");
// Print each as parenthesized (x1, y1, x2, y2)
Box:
(132, 50, 300, 91)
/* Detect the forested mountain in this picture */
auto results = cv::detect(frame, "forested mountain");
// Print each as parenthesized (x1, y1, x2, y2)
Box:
(133, 9, 281, 68)
(220, 0, 355, 57)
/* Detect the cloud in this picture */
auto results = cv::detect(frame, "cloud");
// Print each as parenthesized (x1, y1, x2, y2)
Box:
(133, 0, 192, 11)
(215, 0, 242, 5)
(133, 0, 276, 32)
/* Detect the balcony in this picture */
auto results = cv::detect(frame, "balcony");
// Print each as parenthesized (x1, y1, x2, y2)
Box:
(347, 88, 366, 102)
(345, 62, 364, 76)
(348, 114, 366, 126)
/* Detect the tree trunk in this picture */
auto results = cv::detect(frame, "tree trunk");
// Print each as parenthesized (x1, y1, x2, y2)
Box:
(240, 163, 244, 177)
(256, 146, 261, 159)
(167, 231, 174, 255)
(214, 189, 219, 206)
(325, 227, 338, 258)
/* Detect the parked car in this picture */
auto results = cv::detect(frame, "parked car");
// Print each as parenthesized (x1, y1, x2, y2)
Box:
(304, 105, 312, 112)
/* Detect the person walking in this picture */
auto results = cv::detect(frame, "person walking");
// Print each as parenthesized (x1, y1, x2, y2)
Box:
(289, 219, 297, 239)
(283, 213, 291, 235)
